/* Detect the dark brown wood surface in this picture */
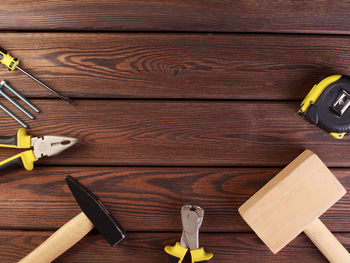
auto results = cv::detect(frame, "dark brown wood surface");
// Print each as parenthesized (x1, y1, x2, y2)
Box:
(1, 2, 350, 263)
(2, 231, 349, 263)
(0, 100, 350, 167)
(2, 1, 350, 33)
(0, 167, 349, 232)
(2, 33, 350, 99)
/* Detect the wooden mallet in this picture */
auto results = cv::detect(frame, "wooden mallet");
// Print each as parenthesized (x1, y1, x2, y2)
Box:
(239, 150, 350, 263)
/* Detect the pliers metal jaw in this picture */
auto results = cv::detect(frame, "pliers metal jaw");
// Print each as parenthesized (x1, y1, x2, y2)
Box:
(0, 128, 77, 172)
(165, 204, 213, 263)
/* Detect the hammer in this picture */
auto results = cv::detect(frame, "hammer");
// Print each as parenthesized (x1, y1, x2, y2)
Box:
(18, 176, 126, 263)
(239, 150, 350, 263)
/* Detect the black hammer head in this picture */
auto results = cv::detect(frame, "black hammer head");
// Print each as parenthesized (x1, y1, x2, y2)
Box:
(65, 176, 126, 246)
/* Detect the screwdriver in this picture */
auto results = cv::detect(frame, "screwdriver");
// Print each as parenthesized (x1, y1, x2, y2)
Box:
(0, 46, 72, 103)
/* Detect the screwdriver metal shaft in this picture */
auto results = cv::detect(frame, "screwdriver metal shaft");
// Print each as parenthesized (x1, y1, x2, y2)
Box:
(0, 88, 34, 119)
(0, 46, 72, 104)
(0, 103, 27, 128)
(16, 66, 72, 104)
(1, 80, 40, 113)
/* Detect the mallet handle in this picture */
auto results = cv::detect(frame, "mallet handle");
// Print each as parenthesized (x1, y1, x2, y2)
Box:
(304, 218, 350, 263)
(18, 212, 94, 263)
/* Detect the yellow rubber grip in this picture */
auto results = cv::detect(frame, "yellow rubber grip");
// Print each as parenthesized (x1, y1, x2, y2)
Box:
(0, 48, 19, 71)
(330, 132, 346, 139)
(300, 75, 342, 113)
(164, 242, 188, 263)
(0, 150, 37, 171)
(190, 247, 213, 262)
(16, 128, 32, 148)
(0, 128, 32, 148)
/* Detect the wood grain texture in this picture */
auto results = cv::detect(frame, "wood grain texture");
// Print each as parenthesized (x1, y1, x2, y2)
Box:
(3, 2, 350, 263)
(0, 167, 349, 232)
(2, 33, 350, 99)
(1, 1, 350, 34)
(1, 100, 350, 167)
(2, 231, 349, 263)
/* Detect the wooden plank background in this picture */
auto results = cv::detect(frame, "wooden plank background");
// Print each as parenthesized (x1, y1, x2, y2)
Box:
(0, 1, 350, 263)
(1, 100, 350, 167)
(0, 167, 349, 232)
(1, 1, 350, 33)
(2, 33, 350, 99)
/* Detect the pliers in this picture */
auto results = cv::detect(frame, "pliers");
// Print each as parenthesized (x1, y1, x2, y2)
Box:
(165, 204, 213, 263)
(0, 128, 77, 172)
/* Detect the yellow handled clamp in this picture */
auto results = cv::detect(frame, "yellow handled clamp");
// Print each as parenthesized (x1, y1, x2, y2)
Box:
(0, 128, 77, 172)
(0, 46, 71, 103)
(164, 204, 213, 263)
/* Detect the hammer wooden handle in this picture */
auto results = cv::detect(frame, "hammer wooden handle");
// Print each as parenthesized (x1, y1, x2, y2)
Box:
(18, 212, 94, 263)
(304, 218, 350, 263)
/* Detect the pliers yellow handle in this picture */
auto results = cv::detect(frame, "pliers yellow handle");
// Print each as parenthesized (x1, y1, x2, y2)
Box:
(0, 128, 37, 172)
(164, 205, 213, 263)
(0, 128, 78, 174)
(165, 242, 188, 263)
(165, 242, 213, 263)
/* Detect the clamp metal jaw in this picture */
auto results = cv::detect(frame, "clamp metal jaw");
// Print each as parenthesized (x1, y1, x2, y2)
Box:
(180, 205, 204, 250)
(165, 204, 213, 263)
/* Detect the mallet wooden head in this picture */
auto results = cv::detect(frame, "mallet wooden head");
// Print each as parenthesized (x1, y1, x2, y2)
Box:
(18, 176, 126, 263)
(239, 150, 349, 263)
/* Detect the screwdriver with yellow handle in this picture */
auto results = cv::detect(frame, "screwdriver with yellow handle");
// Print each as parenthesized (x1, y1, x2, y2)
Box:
(0, 46, 72, 103)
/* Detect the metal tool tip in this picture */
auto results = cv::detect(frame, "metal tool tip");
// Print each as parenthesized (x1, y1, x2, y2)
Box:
(64, 97, 74, 104)
(64, 175, 74, 183)
(70, 138, 79, 145)
(59, 95, 73, 104)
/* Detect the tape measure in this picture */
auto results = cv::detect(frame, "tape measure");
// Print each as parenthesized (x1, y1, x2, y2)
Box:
(299, 74, 350, 139)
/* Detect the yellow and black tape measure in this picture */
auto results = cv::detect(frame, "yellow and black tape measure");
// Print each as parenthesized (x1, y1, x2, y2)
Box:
(299, 75, 350, 139)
